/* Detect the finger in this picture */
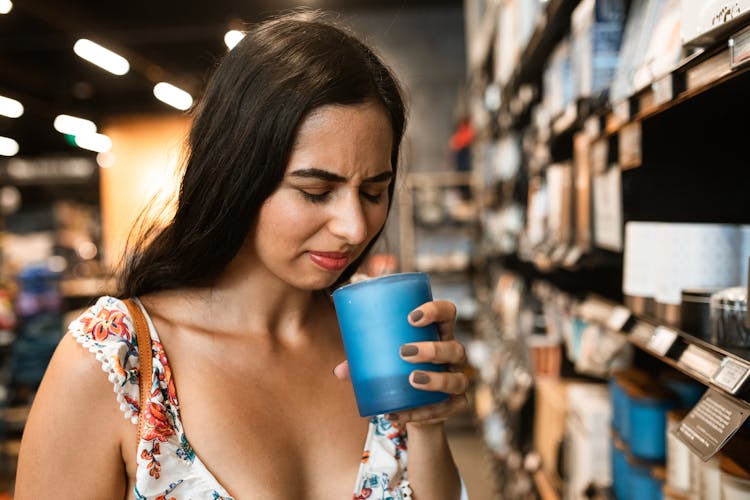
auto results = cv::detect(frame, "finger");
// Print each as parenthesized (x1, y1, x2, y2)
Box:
(408, 300, 457, 341)
(400, 340, 466, 365)
(387, 394, 469, 425)
(332, 361, 350, 380)
(409, 370, 468, 395)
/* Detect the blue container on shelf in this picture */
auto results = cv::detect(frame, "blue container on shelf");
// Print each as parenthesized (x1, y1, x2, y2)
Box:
(611, 437, 630, 500)
(627, 457, 664, 500)
(611, 370, 650, 444)
(627, 383, 677, 461)
(610, 377, 626, 436)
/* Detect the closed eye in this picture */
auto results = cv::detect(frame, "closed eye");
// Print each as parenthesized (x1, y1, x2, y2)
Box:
(300, 190, 331, 203)
(360, 190, 384, 203)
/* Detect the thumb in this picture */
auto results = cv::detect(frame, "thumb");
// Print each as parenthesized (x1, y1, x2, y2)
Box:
(333, 360, 350, 380)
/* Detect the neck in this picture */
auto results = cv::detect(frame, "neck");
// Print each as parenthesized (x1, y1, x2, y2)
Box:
(195, 250, 335, 345)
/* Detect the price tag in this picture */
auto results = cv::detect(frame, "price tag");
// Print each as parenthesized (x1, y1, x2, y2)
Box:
(648, 326, 678, 356)
(730, 24, 750, 69)
(713, 358, 750, 393)
(607, 306, 632, 332)
(652, 75, 673, 107)
(590, 139, 608, 175)
(613, 100, 630, 124)
(680, 344, 722, 379)
(630, 322, 655, 346)
(676, 389, 750, 461)
(619, 121, 642, 170)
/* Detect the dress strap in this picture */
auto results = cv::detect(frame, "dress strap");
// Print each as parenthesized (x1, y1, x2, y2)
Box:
(124, 298, 152, 448)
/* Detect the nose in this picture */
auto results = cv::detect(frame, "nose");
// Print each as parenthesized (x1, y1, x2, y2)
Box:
(328, 192, 368, 245)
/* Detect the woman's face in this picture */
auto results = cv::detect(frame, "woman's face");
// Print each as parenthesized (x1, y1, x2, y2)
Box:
(250, 101, 394, 290)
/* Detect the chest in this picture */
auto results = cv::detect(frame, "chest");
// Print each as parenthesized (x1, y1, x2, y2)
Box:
(151, 331, 369, 499)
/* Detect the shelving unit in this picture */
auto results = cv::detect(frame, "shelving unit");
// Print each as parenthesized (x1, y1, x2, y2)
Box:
(398, 171, 481, 323)
(464, 0, 750, 498)
(577, 294, 750, 403)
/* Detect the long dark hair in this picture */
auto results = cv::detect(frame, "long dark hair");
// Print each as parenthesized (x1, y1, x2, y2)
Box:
(118, 12, 406, 298)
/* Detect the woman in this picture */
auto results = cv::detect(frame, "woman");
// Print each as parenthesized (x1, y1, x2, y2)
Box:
(16, 12, 469, 500)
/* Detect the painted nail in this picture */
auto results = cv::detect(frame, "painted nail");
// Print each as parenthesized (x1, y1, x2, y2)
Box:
(400, 345, 419, 357)
(409, 310, 424, 322)
(386, 413, 399, 421)
(412, 371, 430, 385)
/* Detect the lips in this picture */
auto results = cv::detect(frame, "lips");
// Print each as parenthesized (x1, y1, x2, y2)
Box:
(308, 251, 351, 271)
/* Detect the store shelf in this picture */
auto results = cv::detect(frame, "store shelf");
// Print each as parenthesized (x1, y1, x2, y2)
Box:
(577, 295, 750, 404)
(499, 0, 582, 115)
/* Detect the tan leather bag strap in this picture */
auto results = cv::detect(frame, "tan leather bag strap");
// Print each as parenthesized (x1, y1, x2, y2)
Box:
(124, 298, 152, 447)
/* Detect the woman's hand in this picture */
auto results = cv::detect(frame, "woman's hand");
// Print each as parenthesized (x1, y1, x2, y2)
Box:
(389, 300, 469, 427)
(332, 300, 469, 427)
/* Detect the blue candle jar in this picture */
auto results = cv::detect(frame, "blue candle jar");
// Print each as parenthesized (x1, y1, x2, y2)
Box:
(333, 272, 449, 417)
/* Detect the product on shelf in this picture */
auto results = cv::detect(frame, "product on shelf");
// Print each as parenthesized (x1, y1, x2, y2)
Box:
(623, 222, 748, 327)
(710, 286, 749, 349)
(681, 0, 750, 47)
(571, 0, 626, 99)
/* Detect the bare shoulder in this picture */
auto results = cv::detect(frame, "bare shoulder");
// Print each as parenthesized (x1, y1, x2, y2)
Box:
(15, 332, 129, 499)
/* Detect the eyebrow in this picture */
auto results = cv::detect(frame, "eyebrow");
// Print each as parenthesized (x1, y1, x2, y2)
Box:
(289, 168, 393, 183)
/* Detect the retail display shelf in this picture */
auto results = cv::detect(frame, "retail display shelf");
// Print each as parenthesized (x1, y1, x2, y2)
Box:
(499, 0, 581, 113)
(577, 295, 750, 405)
(604, 27, 750, 135)
(509, 21, 750, 162)
(468, 0, 500, 72)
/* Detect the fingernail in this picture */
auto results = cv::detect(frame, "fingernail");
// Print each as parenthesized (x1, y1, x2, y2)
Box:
(386, 413, 399, 421)
(409, 310, 424, 322)
(400, 345, 419, 357)
(412, 371, 430, 385)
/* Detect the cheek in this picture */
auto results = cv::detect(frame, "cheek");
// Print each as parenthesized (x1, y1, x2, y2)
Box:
(256, 196, 318, 245)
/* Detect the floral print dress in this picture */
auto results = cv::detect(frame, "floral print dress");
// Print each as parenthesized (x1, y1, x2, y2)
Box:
(71, 296, 413, 500)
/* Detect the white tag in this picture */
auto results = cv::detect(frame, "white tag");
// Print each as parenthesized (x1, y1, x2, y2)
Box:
(680, 344, 722, 379)
(652, 75, 673, 107)
(607, 306, 632, 332)
(713, 359, 750, 393)
(619, 121, 642, 169)
(648, 326, 678, 356)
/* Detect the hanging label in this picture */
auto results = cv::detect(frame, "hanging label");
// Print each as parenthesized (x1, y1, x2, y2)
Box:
(679, 344, 722, 379)
(630, 322, 655, 346)
(619, 121, 642, 170)
(648, 326, 678, 356)
(613, 100, 630, 125)
(590, 139, 609, 175)
(730, 24, 750, 69)
(676, 389, 750, 461)
(607, 305, 632, 332)
(713, 358, 750, 393)
(652, 75, 673, 107)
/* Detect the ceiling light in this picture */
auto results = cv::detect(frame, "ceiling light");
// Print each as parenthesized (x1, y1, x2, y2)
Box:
(0, 95, 23, 118)
(224, 30, 245, 50)
(53, 114, 97, 136)
(74, 133, 112, 153)
(73, 39, 130, 76)
(153, 82, 193, 111)
(0, 1, 12, 14)
(96, 151, 116, 168)
(0, 136, 19, 157)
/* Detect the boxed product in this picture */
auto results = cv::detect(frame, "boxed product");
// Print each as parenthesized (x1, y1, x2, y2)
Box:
(571, 0, 626, 99)
(681, 0, 750, 47)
